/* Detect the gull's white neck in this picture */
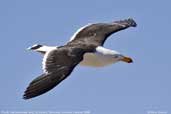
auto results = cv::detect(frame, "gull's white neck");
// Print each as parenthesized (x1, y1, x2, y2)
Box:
(95, 46, 120, 55)
(80, 46, 122, 67)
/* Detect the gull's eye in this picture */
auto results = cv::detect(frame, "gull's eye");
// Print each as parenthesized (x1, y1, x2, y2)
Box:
(113, 55, 119, 58)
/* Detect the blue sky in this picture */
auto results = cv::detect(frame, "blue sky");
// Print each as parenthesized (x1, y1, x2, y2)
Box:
(0, 0, 170, 114)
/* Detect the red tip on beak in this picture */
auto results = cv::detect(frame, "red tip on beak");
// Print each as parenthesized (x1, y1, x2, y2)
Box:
(121, 56, 133, 63)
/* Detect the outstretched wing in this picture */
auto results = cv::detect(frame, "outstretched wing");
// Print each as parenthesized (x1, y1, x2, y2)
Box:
(68, 18, 137, 46)
(23, 47, 85, 99)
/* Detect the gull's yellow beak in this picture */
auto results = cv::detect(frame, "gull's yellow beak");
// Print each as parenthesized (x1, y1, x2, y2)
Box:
(121, 56, 133, 63)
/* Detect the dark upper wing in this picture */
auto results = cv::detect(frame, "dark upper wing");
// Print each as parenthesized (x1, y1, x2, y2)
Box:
(23, 47, 85, 99)
(68, 18, 137, 46)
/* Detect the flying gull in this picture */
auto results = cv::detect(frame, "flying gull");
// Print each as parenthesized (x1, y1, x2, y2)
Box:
(23, 18, 137, 99)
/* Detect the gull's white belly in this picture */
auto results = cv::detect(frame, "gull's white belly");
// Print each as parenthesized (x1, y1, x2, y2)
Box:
(79, 52, 118, 67)
(33, 45, 121, 67)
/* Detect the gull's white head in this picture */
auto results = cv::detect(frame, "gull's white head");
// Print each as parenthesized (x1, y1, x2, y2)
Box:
(96, 46, 133, 64)
(80, 46, 133, 67)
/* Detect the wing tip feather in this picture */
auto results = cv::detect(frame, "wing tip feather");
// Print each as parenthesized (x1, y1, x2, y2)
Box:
(127, 18, 137, 27)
